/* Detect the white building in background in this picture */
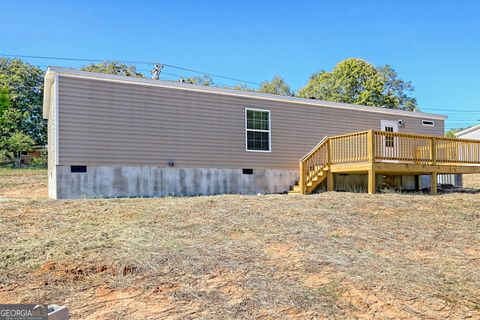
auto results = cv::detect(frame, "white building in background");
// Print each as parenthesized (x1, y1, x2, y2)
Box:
(455, 125, 480, 139)
(440, 125, 480, 188)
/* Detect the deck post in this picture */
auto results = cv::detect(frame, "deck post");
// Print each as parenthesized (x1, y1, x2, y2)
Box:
(368, 170, 376, 194)
(367, 130, 375, 162)
(430, 137, 437, 165)
(299, 161, 305, 194)
(430, 172, 438, 195)
(327, 172, 334, 191)
(327, 139, 332, 165)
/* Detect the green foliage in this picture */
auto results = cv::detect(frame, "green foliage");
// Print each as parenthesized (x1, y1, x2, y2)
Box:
(228, 84, 254, 91)
(259, 76, 292, 96)
(445, 128, 465, 138)
(179, 75, 214, 86)
(1, 132, 35, 166)
(378, 65, 417, 111)
(81, 61, 144, 77)
(0, 58, 46, 146)
(29, 153, 47, 168)
(0, 86, 12, 117)
(298, 58, 418, 111)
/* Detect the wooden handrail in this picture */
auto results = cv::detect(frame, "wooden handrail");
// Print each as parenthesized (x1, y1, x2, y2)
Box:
(299, 136, 328, 162)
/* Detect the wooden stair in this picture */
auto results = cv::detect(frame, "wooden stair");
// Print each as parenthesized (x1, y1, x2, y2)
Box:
(288, 166, 328, 194)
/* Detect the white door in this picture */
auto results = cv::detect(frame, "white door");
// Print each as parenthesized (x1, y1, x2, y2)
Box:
(380, 120, 399, 161)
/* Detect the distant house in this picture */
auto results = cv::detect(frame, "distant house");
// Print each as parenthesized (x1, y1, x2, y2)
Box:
(43, 67, 451, 199)
(456, 125, 480, 139)
(19, 149, 44, 164)
(447, 124, 480, 188)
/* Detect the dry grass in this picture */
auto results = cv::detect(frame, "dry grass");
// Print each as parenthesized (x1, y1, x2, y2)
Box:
(0, 168, 47, 199)
(0, 169, 479, 319)
(464, 174, 480, 189)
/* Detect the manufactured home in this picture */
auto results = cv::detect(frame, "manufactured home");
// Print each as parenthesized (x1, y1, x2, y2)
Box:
(43, 67, 480, 199)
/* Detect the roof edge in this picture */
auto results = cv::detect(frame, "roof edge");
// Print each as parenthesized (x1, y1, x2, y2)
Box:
(42, 69, 56, 118)
(455, 124, 480, 137)
(45, 66, 448, 121)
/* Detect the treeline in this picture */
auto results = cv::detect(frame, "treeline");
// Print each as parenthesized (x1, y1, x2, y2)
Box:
(0, 57, 419, 164)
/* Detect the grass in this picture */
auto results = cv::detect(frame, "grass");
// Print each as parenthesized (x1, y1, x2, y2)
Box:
(0, 168, 479, 319)
(464, 174, 480, 189)
(0, 168, 47, 199)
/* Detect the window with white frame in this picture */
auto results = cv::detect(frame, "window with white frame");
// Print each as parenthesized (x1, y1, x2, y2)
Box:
(245, 108, 271, 152)
(422, 120, 435, 127)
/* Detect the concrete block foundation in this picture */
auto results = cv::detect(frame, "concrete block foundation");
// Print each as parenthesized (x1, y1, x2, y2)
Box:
(52, 166, 298, 199)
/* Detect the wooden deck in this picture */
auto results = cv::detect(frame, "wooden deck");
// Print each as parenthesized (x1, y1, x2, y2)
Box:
(290, 130, 480, 195)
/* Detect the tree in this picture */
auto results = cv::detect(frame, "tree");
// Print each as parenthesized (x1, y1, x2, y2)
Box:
(378, 65, 417, 111)
(0, 86, 28, 151)
(2, 131, 35, 166)
(445, 128, 465, 138)
(179, 75, 213, 86)
(0, 58, 46, 146)
(0, 86, 11, 118)
(298, 58, 418, 111)
(227, 84, 254, 91)
(81, 61, 144, 78)
(259, 76, 292, 96)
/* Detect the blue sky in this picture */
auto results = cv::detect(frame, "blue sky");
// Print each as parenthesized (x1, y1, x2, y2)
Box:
(2, 0, 479, 129)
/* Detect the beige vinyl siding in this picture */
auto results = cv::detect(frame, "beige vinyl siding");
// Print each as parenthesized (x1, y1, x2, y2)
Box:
(57, 75, 444, 169)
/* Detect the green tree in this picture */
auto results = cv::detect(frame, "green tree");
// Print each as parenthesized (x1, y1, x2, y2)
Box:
(2, 131, 35, 166)
(0, 58, 46, 146)
(228, 84, 254, 91)
(81, 61, 144, 77)
(259, 76, 292, 96)
(0, 86, 12, 121)
(445, 128, 465, 138)
(298, 58, 418, 111)
(378, 65, 417, 111)
(0, 90, 27, 150)
(179, 75, 213, 86)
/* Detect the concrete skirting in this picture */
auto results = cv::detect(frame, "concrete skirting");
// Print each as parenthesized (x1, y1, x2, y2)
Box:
(53, 166, 298, 199)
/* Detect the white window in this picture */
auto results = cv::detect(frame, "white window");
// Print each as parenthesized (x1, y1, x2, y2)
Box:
(380, 120, 399, 148)
(422, 120, 435, 127)
(245, 108, 271, 152)
(384, 126, 395, 148)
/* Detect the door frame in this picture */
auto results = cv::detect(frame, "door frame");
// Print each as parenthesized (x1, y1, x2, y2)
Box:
(380, 120, 399, 162)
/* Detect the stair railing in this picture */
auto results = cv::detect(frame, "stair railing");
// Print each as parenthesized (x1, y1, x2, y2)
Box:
(298, 137, 329, 194)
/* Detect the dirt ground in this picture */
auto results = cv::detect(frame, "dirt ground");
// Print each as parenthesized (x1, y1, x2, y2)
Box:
(0, 169, 479, 319)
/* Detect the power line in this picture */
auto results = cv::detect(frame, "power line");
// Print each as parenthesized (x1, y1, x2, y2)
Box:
(0, 53, 262, 86)
(422, 108, 480, 113)
(1, 63, 243, 91)
(2, 56, 478, 112)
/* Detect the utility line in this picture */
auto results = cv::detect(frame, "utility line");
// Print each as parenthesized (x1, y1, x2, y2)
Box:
(2, 54, 478, 113)
(422, 108, 479, 113)
(1, 65, 244, 90)
(0, 53, 262, 86)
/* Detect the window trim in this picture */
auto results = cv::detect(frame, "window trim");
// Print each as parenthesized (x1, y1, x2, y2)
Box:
(422, 120, 435, 127)
(245, 108, 272, 152)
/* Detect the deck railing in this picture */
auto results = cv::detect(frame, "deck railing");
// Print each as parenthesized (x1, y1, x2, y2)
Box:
(330, 131, 369, 163)
(298, 130, 480, 194)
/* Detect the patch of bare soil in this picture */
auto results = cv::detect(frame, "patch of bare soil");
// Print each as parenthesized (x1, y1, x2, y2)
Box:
(1, 169, 479, 319)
